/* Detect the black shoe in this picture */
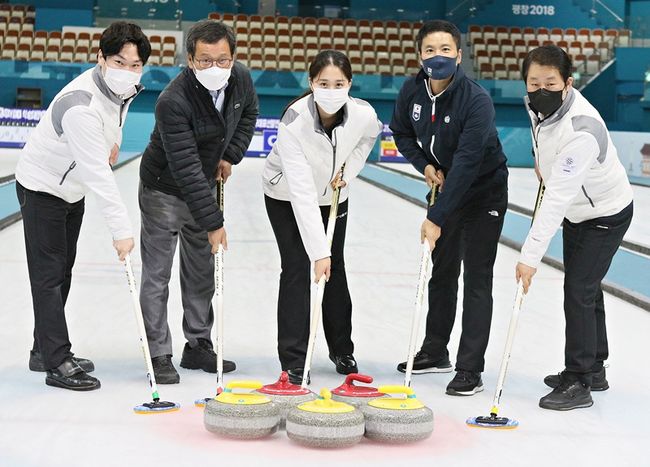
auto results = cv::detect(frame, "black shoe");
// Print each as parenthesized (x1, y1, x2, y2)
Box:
(329, 354, 358, 375)
(397, 351, 453, 374)
(29, 350, 95, 373)
(45, 358, 100, 391)
(286, 368, 310, 385)
(544, 367, 609, 391)
(152, 355, 180, 384)
(446, 370, 484, 396)
(539, 375, 593, 411)
(179, 338, 236, 374)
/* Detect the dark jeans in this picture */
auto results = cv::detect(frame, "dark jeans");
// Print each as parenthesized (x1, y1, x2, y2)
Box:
(16, 182, 85, 370)
(562, 202, 633, 385)
(265, 195, 353, 370)
(421, 181, 508, 372)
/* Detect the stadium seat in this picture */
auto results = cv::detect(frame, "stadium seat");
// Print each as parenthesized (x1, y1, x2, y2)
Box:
(162, 36, 175, 52)
(586, 54, 600, 74)
(1, 42, 15, 59)
(479, 62, 493, 79)
(494, 63, 507, 79)
(161, 49, 175, 66)
(277, 54, 292, 71)
(18, 30, 32, 47)
(77, 32, 90, 49)
(149, 35, 161, 52)
(16, 43, 30, 61)
(45, 44, 59, 61)
(74, 45, 88, 63)
(33, 30, 47, 47)
(61, 31, 75, 48)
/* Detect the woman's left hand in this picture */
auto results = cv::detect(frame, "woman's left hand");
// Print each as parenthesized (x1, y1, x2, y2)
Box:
(515, 262, 537, 294)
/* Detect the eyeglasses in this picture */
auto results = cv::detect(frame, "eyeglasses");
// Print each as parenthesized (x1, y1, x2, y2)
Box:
(193, 57, 233, 69)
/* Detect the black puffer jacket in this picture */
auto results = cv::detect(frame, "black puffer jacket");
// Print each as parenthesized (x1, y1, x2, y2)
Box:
(140, 62, 259, 231)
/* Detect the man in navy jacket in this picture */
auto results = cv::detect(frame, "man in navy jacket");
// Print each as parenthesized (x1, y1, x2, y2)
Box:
(391, 20, 508, 396)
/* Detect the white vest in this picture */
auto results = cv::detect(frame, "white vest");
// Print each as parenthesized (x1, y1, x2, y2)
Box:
(16, 66, 139, 240)
(519, 88, 633, 268)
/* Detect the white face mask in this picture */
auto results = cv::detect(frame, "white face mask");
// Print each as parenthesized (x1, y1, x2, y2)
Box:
(194, 65, 231, 92)
(104, 66, 141, 97)
(312, 87, 349, 114)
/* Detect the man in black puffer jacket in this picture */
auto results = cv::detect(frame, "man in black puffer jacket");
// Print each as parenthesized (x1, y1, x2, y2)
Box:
(138, 20, 258, 384)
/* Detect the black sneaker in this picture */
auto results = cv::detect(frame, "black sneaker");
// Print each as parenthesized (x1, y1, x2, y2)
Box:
(45, 358, 100, 391)
(179, 338, 236, 374)
(29, 350, 95, 373)
(152, 355, 180, 384)
(286, 368, 310, 385)
(329, 354, 358, 375)
(539, 375, 593, 411)
(544, 367, 609, 391)
(397, 351, 453, 374)
(446, 370, 484, 396)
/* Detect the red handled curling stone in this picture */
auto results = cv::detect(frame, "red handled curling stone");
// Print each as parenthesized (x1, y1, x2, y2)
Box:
(331, 373, 385, 407)
(258, 372, 317, 429)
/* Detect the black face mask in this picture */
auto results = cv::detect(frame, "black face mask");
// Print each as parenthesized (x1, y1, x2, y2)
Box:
(528, 88, 564, 116)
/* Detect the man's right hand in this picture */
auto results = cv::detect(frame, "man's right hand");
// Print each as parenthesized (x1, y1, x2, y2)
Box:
(424, 164, 445, 191)
(208, 227, 228, 254)
(113, 237, 134, 261)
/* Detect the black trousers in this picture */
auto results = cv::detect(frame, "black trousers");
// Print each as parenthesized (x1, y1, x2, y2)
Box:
(16, 182, 85, 370)
(562, 202, 633, 385)
(265, 195, 353, 370)
(421, 181, 508, 372)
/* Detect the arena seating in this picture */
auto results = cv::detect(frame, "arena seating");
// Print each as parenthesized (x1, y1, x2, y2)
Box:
(0, 4, 180, 65)
(209, 12, 423, 76)
(468, 24, 631, 79)
(0, 4, 634, 79)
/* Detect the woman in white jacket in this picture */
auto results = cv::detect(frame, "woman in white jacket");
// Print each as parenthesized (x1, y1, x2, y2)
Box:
(262, 50, 382, 384)
(516, 45, 633, 411)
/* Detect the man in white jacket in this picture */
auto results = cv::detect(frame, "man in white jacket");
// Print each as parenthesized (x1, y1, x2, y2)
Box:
(15, 22, 151, 391)
(516, 45, 633, 410)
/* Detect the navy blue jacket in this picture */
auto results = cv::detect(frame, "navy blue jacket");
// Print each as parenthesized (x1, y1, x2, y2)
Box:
(390, 66, 507, 227)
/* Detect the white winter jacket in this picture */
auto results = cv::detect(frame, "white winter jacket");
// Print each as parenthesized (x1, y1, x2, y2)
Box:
(16, 65, 140, 240)
(519, 88, 633, 269)
(262, 94, 382, 261)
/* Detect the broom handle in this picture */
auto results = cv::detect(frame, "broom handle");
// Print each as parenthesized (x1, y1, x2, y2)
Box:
(489, 181, 545, 417)
(124, 254, 160, 402)
(302, 167, 344, 388)
(404, 184, 438, 388)
(215, 179, 225, 393)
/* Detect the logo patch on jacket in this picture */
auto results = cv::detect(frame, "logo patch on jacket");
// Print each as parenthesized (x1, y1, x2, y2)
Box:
(412, 104, 421, 121)
(444, 115, 450, 123)
(561, 156, 576, 174)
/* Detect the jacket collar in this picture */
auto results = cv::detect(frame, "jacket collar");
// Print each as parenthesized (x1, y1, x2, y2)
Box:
(92, 64, 143, 105)
(525, 87, 576, 128)
(307, 93, 349, 133)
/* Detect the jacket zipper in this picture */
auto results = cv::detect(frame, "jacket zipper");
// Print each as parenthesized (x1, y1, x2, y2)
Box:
(59, 161, 77, 185)
(320, 128, 338, 196)
(532, 124, 542, 173)
(581, 186, 595, 207)
(428, 93, 442, 166)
